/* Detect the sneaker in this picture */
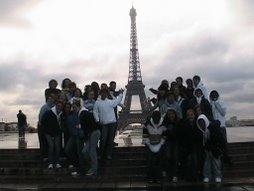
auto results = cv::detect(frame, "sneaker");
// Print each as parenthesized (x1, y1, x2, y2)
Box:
(48, 164, 53, 169)
(55, 163, 62, 169)
(71, 171, 80, 176)
(106, 155, 112, 160)
(86, 170, 96, 176)
(215, 177, 222, 183)
(68, 164, 74, 169)
(172, 176, 178, 183)
(203, 177, 209, 183)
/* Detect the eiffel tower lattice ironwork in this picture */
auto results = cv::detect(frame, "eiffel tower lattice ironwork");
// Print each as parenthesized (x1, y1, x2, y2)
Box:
(118, 6, 151, 129)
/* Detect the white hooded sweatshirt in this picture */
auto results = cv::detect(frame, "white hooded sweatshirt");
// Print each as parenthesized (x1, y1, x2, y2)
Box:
(210, 98, 227, 127)
(196, 114, 210, 146)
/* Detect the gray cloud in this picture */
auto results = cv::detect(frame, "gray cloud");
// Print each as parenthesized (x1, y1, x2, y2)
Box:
(230, 0, 254, 27)
(0, 0, 41, 27)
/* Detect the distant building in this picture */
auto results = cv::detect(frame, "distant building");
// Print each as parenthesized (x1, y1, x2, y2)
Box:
(0, 122, 5, 131)
(226, 116, 254, 127)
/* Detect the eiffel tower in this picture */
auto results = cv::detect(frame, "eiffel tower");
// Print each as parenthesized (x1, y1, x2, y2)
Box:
(118, 6, 151, 129)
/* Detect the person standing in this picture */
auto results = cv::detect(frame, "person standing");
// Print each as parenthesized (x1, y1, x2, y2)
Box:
(17, 110, 27, 139)
(143, 110, 166, 183)
(93, 88, 123, 160)
(209, 90, 231, 164)
(196, 114, 225, 183)
(65, 101, 86, 176)
(42, 100, 63, 169)
(82, 90, 101, 176)
(38, 94, 55, 159)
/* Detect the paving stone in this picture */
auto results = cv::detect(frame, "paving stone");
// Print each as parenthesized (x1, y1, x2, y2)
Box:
(38, 183, 57, 189)
(100, 182, 116, 188)
(130, 181, 147, 188)
(243, 186, 254, 191)
(115, 181, 131, 188)
(85, 182, 101, 189)
(54, 182, 86, 189)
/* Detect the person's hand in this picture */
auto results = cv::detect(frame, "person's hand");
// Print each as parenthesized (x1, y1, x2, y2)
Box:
(119, 88, 124, 94)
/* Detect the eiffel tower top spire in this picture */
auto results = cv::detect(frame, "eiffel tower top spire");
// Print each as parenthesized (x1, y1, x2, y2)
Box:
(128, 5, 142, 83)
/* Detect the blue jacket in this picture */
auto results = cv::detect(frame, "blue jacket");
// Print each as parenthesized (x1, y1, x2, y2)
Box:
(65, 111, 84, 137)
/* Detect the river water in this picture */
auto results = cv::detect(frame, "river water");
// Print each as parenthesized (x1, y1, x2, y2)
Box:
(0, 126, 254, 149)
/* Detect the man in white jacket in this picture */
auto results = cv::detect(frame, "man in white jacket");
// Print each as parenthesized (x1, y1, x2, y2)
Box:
(93, 88, 124, 160)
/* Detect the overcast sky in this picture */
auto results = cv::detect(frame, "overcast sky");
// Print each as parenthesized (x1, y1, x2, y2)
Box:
(0, 0, 253, 126)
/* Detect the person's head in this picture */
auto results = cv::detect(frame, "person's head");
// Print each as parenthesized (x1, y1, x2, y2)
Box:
(74, 88, 82, 98)
(170, 81, 177, 91)
(197, 118, 206, 131)
(19, 110, 22, 113)
(176, 77, 183, 86)
(196, 114, 210, 131)
(194, 88, 203, 98)
(166, 108, 177, 122)
(161, 79, 169, 89)
(69, 82, 77, 91)
(109, 81, 116, 91)
(193, 75, 201, 87)
(100, 83, 108, 90)
(194, 105, 202, 116)
(209, 90, 219, 101)
(55, 100, 64, 114)
(48, 79, 58, 89)
(158, 84, 168, 100)
(167, 91, 175, 104)
(173, 87, 180, 97)
(87, 90, 95, 100)
(91, 81, 100, 91)
(186, 109, 196, 123)
(186, 78, 193, 88)
(47, 94, 55, 104)
(151, 111, 161, 124)
(58, 92, 67, 104)
(61, 78, 71, 89)
(100, 89, 109, 100)
(72, 100, 81, 112)
(64, 102, 72, 114)
(84, 84, 92, 92)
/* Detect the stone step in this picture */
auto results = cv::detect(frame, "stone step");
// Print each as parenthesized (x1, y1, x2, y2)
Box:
(1, 162, 254, 177)
(0, 158, 147, 168)
(0, 141, 253, 154)
(0, 174, 145, 184)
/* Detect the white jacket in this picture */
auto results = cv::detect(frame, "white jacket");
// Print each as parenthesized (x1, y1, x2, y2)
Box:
(194, 81, 208, 99)
(93, 93, 123, 125)
(210, 98, 227, 127)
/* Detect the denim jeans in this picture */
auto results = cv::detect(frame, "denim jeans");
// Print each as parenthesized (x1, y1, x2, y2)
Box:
(45, 134, 61, 165)
(146, 147, 162, 180)
(65, 135, 85, 173)
(84, 130, 101, 174)
(37, 124, 48, 158)
(203, 150, 222, 179)
(162, 140, 179, 177)
(99, 123, 116, 158)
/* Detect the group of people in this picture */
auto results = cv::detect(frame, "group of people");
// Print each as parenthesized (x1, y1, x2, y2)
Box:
(37, 75, 230, 183)
(143, 75, 230, 183)
(38, 78, 124, 176)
